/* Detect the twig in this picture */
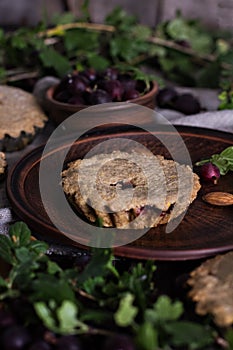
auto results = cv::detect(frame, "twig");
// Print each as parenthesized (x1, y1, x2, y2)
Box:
(38, 22, 115, 37)
(148, 36, 232, 70)
(3, 70, 39, 82)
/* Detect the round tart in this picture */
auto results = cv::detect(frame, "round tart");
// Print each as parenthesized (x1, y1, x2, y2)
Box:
(0, 85, 48, 151)
(0, 151, 7, 181)
(62, 151, 201, 229)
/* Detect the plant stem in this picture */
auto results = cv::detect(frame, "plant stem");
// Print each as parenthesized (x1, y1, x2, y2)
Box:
(148, 36, 232, 70)
(38, 22, 115, 37)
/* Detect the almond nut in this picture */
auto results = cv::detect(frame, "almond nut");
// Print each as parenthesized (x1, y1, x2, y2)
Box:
(202, 192, 233, 206)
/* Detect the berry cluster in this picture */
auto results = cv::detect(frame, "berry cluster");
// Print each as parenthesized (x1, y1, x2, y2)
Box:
(53, 68, 148, 105)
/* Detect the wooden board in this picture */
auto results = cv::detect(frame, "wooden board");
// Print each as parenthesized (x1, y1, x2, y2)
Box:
(7, 126, 233, 260)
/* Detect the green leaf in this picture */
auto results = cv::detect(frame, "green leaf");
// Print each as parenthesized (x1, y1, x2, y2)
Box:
(79, 248, 118, 284)
(164, 321, 214, 349)
(114, 293, 138, 327)
(130, 25, 152, 40)
(15, 247, 31, 263)
(105, 7, 137, 30)
(34, 301, 56, 330)
(47, 261, 62, 275)
(195, 62, 220, 88)
(136, 322, 158, 350)
(57, 300, 82, 333)
(0, 276, 7, 288)
(146, 295, 183, 323)
(0, 235, 13, 264)
(86, 53, 110, 71)
(167, 17, 193, 41)
(225, 328, 233, 350)
(39, 47, 71, 77)
(9, 222, 31, 246)
(220, 146, 233, 159)
(29, 240, 48, 254)
(51, 12, 76, 25)
(64, 29, 99, 53)
(31, 274, 75, 303)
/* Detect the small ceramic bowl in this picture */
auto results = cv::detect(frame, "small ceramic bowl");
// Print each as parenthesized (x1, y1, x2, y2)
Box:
(45, 81, 158, 125)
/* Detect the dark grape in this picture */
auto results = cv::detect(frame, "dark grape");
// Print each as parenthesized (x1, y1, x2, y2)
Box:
(28, 340, 51, 350)
(68, 75, 88, 95)
(2, 325, 31, 350)
(123, 89, 140, 100)
(53, 68, 152, 106)
(135, 80, 147, 93)
(89, 89, 112, 104)
(68, 95, 85, 105)
(81, 68, 97, 82)
(54, 90, 71, 103)
(54, 74, 73, 95)
(172, 93, 201, 115)
(156, 87, 178, 108)
(0, 309, 16, 328)
(102, 335, 135, 350)
(56, 335, 82, 350)
(101, 80, 124, 101)
(104, 67, 118, 80)
(118, 74, 136, 92)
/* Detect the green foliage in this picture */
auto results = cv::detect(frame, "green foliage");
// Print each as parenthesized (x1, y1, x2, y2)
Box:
(0, 7, 232, 96)
(196, 146, 233, 175)
(114, 293, 138, 327)
(218, 82, 233, 110)
(0, 222, 224, 348)
(39, 47, 71, 77)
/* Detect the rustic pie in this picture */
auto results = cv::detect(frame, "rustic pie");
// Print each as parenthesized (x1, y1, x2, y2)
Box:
(0, 85, 47, 151)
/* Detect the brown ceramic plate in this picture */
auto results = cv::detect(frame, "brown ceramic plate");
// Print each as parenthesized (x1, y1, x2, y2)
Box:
(7, 126, 233, 260)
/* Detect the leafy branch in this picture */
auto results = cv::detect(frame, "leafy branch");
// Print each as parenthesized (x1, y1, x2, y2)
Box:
(0, 222, 229, 349)
(0, 7, 233, 107)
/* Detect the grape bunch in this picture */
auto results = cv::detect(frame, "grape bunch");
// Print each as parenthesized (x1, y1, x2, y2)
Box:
(53, 68, 149, 105)
(0, 305, 136, 350)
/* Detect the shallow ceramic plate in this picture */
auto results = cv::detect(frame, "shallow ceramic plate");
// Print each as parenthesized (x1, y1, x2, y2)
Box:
(7, 126, 233, 260)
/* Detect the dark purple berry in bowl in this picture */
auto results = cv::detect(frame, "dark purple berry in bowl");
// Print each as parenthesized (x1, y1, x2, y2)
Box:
(104, 67, 119, 80)
(68, 75, 88, 95)
(123, 89, 140, 100)
(102, 80, 124, 101)
(135, 80, 147, 93)
(89, 89, 112, 105)
(54, 90, 71, 103)
(81, 68, 97, 82)
(67, 95, 85, 105)
(199, 162, 220, 184)
(118, 74, 136, 92)
(54, 74, 73, 95)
